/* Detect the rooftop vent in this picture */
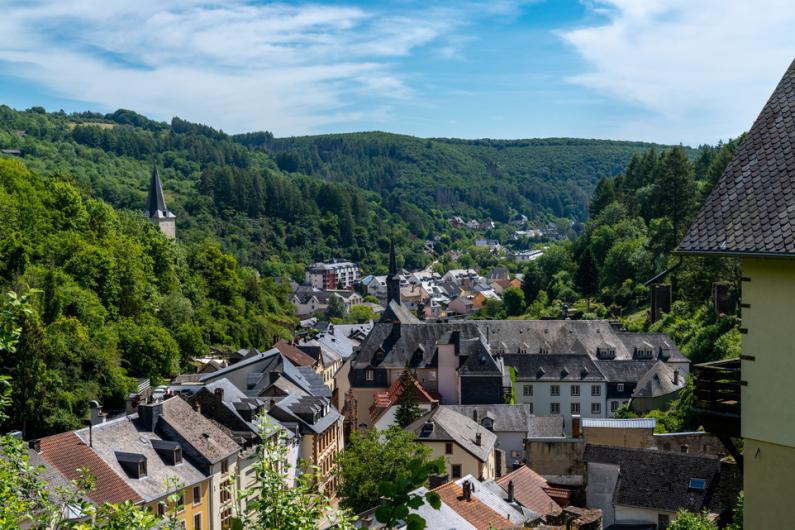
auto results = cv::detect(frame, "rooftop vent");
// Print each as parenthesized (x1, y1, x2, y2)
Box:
(116, 452, 147, 478)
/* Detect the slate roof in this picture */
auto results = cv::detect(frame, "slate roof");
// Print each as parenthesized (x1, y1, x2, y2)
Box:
(632, 361, 686, 398)
(74, 415, 206, 502)
(269, 393, 341, 435)
(38, 431, 143, 505)
(585, 445, 740, 515)
(434, 480, 514, 530)
(444, 404, 560, 436)
(496, 465, 562, 518)
(505, 354, 605, 382)
(159, 396, 240, 464)
(406, 406, 497, 462)
(144, 165, 174, 219)
(596, 360, 657, 382)
(678, 59, 795, 257)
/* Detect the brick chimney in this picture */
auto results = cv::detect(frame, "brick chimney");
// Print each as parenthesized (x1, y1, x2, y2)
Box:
(572, 414, 582, 439)
(673, 369, 680, 385)
(507, 480, 514, 503)
(462, 480, 472, 501)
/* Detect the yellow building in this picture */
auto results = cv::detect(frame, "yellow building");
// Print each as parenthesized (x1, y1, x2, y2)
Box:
(678, 59, 795, 529)
(406, 406, 498, 481)
(147, 479, 211, 530)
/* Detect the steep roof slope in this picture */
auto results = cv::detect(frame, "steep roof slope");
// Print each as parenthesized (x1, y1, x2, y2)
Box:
(679, 59, 795, 256)
(496, 465, 562, 517)
(406, 406, 497, 462)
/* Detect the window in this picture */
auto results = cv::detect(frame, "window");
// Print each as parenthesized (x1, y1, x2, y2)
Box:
(523, 384, 533, 396)
(157, 502, 166, 517)
(451, 464, 462, 479)
(194, 514, 202, 530)
(591, 385, 601, 396)
(365, 370, 374, 381)
(550, 385, 560, 396)
(550, 403, 560, 414)
(610, 401, 619, 412)
(571, 385, 580, 396)
(192, 485, 201, 505)
(221, 508, 233, 529)
(658, 513, 670, 529)
(528, 402, 533, 414)
(571, 402, 580, 414)
(617, 383, 624, 392)
(220, 479, 232, 503)
(591, 403, 601, 414)
(445, 442, 453, 455)
(176, 492, 185, 513)
(221, 460, 229, 474)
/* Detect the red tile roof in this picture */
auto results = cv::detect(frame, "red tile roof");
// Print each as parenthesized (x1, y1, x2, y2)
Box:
(38, 431, 142, 505)
(369, 374, 438, 423)
(497, 465, 562, 517)
(434, 481, 514, 530)
(274, 340, 317, 367)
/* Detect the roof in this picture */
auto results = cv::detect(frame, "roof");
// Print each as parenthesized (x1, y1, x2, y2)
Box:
(38, 431, 143, 505)
(370, 375, 438, 424)
(678, 59, 795, 257)
(596, 360, 657, 382)
(585, 445, 739, 515)
(27, 448, 79, 505)
(454, 476, 527, 524)
(159, 396, 240, 464)
(273, 340, 316, 367)
(582, 418, 656, 429)
(434, 481, 515, 530)
(505, 354, 605, 381)
(74, 415, 206, 502)
(496, 465, 562, 517)
(406, 406, 497, 462)
(269, 393, 341, 435)
(144, 165, 174, 219)
(632, 361, 686, 398)
(445, 404, 561, 436)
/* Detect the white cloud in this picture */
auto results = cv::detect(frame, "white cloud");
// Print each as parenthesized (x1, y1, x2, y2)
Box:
(0, 0, 522, 134)
(560, 0, 795, 144)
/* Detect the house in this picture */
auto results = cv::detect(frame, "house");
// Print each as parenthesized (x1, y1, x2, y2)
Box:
(676, 59, 795, 529)
(446, 405, 563, 470)
(629, 360, 687, 413)
(489, 278, 521, 295)
(305, 260, 360, 289)
(511, 213, 528, 226)
(406, 406, 499, 481)
(399, 283, 428, 310)
(585, 445, 740, 529)
(475, 239, 502, 252)
(290, 285, 330, 317)
(370, 375, 438, 429)
(447, 294, 475, 315)
(471, 289, 500, 309)
(434, 476, 527, 529)
(495, 465, 563, 520)
(442, 268, 481, 288)
(580, 418, 656, 449)
(514, 249, 544, 262)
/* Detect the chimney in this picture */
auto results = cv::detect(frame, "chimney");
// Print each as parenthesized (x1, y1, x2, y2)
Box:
(462, 480, 472, 501)
(83, 419, 94, 448)
(572, 415, 582, 439)
(138, 402, 164, 432)
(192, 401, 201, 414)
(89, 400, 106, 426)
(507, 480, 514, 503)
(475, 432, 482, 446)
(673, 369, 680, 385)
(214, 387, 224, 401)
(472, 409, 478, 422)
(29, 439, 42, 453)
(680, 444, 689, 454)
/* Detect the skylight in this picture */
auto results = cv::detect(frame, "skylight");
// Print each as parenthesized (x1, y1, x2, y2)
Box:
(689, 478, 706, 491)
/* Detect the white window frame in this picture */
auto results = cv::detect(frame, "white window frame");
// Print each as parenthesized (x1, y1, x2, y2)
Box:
(523, 384, 533, 396)
(571, 402, 580, 414)
(550, 402, 560, 414)
(571, 385, 580, 396)
(617, 383, 624, 392)
(365, 370, 374, 381)
(550, 385, 560, 397)
(591, 385, 601, 396)
(591, 403, 601, 414)
(611, 401, 619, 412)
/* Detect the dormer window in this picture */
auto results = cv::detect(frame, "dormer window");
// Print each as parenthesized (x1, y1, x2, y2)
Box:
(634, 347, 653, 359)
(365, 369, 374, 381)
(597, 347, 616, 359)
(152, 440, 182, 465)
(539, 346, 550, 354)
(116, 452, 147, 478)
(374, 348, 385, 364)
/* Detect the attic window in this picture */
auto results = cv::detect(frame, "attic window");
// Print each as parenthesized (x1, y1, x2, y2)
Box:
(688, 478, 706, 491)
(374, 348, 385, 364)
(365, 369, 374, 381)
(116, 451, 147, 479)
(561, 368, 569, 378)
(539, 346, 550, 354)
(596, 347, 616, 360)
(151, 440, 182, 465)
(635, 347, 653, 359)
(420, 421, 434, 438)
(536, 367, 546, 378)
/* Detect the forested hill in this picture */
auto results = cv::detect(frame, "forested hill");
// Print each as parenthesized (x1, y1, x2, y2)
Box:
(239, 132, 670, 223)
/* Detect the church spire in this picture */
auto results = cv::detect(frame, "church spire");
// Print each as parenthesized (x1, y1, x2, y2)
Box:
(386, 238, 401, 305)
(144, 164, 176, 239)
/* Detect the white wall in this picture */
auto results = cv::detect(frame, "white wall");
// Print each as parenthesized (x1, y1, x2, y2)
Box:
(515, 380, 606, 434)
(586, 462, 619, 528)
(615, 505, 676, 528)
(437, 344, 459, 404)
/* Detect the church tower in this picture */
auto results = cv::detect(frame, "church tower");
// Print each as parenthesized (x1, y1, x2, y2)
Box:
(386, 239, 401, 305)
(144, 165, 176, 239)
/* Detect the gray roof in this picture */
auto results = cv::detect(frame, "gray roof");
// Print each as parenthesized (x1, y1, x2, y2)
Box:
(75, 415, 206, 502)
(454, 476, 528, 524)
(144, 165, 174, 219)
(159, 397, 240, 464)
(678, 59, 795, 257)
(596, 360, 657, 382)
(505, 354, 605, 381)
(444, 404, 562, 436)
(632, 361, 686, 398)
(406, 406, 497, 462)
(269, 393, 341, 435)
(585, 445, 739, 515)
(582, 418, 656, 429)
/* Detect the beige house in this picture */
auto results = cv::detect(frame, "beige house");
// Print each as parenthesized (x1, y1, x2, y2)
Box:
(677, 59, 795, 529)
(406, 406, 498, 481)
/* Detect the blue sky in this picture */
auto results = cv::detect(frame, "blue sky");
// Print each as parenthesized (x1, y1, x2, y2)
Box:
(1, 1, 794, 145)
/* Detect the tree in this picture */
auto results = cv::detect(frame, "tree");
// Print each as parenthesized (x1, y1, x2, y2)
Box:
(589, 176, 616, 218)
(373, 457, 445, 530)
(336, 426, 438, 515)
(326, 295, 346, 320)
(502, 286, 526, 316)
(395, 368, 422, 428)
(650, 146, 696, 250)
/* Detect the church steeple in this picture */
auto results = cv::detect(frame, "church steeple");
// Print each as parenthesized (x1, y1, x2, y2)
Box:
(144, 164, 176, 239)
(386, 239, 401, 305)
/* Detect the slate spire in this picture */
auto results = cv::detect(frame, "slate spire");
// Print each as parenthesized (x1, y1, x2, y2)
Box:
(145, 164, 170, 218)
(387, 238, 401, 305)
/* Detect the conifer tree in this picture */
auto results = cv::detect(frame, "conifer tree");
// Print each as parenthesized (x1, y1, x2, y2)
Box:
(395, 367, 422, 428)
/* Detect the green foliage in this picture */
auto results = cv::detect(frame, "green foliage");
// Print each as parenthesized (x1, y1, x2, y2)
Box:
(395, 369, 423, 428)
(336, 426, 437, 516)
(372, 456, 445, 530)
(502, 286, 526, 316)
(667, 509, 719, 530)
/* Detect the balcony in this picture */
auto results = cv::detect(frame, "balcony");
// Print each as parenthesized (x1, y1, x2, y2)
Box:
(692, 358, 742, 466)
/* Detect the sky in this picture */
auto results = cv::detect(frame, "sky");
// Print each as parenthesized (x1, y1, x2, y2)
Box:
(1, 0, 794, 145)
